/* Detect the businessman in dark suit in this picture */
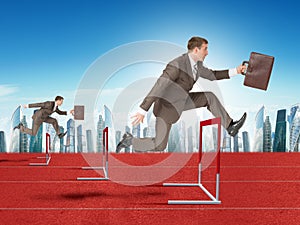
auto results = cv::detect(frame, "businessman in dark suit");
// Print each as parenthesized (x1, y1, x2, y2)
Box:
(116, 37, 247, 152)
(14, 96, 74, 139)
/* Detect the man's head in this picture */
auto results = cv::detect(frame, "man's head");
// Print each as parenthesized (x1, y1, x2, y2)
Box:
(55, 96, 64, 106)
(187, 36, 208, 62)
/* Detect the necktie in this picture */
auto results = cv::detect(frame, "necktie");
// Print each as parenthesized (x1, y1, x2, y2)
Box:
(192, 64, 198, 80)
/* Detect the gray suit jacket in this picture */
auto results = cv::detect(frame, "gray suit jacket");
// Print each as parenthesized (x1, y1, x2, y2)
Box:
(140, 53, 230, 123)
(29, 101, 67, 122)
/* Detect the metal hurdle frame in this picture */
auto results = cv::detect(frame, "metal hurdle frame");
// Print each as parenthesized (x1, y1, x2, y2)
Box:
(77, 127, 109, 181)
(163, 117, 221, 205)
(29, 133, 51, 166)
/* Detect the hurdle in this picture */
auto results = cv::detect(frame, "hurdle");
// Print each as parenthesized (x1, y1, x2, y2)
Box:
(29, 133, 51, 166)
(77, 127, 109, 181)
(163, 117, 221, 204)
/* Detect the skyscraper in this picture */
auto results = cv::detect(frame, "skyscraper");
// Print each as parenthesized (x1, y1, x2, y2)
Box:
(212, 127, 218, 152)
(0, 131, 7, 153)
(242, 131, 250, 152)
(10, 106, 21, 152)
(253, 106, 265, 152)
(86, 129, 94, 152)
(273, 109, 287, 152)
(263, 116, 272, 152)
(115, 130, 121, 149)
(132, 124, 141, 151)
(125, 126, 131, 153)
(222, 131, 232, 152)
(288, 105, 300, 152)
(96, 114, 105, 153)
(77, 125, 83, 153)
(187, 126, 193, 153)
(143, 127, 148, 138)
(66, 118, 75, 153)
(29, 109, 43, 153)
(104, 105, 116, 152)
(168, 123, 180, 152)
(233, 133, 239, 152)
(132, 124, 141, 138)
(59, 126, 64, 153)
(195, 120, 199, 151)
(20, 115, 29, 153)
(178, 120, 186, 152)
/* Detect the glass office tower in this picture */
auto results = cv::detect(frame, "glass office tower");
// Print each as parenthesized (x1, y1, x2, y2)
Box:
(273, 109, 287, 152)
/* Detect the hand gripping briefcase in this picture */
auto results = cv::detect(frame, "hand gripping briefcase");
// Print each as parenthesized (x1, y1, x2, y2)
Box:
(242, 52, 275, 91)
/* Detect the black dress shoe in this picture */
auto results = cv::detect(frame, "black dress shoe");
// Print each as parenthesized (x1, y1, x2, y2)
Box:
(116, 132, 133, 153)
(227, 113, 247, 137)
(13, 122, 23, 130)
(58, 131, 67, 139)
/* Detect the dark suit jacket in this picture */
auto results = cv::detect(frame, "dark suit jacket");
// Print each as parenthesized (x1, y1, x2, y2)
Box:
(139, 53, 230, 123)
(29, 101, 67, 122)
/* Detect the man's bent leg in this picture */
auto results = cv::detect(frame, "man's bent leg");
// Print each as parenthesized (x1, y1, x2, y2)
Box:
(132, 117, 172, 151)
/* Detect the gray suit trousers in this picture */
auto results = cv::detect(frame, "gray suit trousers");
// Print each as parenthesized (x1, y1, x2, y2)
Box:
(21, 117, 60, 136)
(132, 91, 232, 152)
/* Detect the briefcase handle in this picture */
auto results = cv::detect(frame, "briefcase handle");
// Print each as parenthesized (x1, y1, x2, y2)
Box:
(241, 61, 249, 75)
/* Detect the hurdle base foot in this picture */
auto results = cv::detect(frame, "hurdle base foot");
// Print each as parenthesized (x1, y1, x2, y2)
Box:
(29, 157, 51, 166)
(77, 177, 109, 181)
(168, 200, 221, 205)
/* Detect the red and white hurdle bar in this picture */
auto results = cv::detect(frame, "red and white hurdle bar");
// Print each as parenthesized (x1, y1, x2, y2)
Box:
(77, 127, 109, 181)
(163, 117, 221, 204)
(29, 133, 51, 166)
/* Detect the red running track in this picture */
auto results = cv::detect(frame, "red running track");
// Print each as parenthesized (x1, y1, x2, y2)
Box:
(0, 153, 300, 225)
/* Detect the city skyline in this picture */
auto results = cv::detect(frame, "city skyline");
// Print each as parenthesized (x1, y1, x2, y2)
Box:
(2, 103, 300, 153)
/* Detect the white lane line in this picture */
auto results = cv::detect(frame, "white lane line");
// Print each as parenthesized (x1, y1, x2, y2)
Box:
(0, 207, 300, 211)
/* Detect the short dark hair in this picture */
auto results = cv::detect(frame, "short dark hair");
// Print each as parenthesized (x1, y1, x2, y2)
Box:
(187, 37, 208, 50)
(55, 96, 64, 101)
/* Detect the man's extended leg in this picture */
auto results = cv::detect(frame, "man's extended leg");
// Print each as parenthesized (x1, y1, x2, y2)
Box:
(44, 117, 67, 139)
(184, 92, 232, 128)
(184, 91, 246, 136)
(44, 117, 60, 134)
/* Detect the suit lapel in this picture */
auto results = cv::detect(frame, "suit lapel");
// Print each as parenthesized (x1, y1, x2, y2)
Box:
(183, 54, 196, 82)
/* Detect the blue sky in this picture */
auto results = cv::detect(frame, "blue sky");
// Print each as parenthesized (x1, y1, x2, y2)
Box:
(0, 0, 299, 149)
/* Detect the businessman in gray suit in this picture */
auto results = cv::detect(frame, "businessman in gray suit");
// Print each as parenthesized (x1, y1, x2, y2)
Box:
(116, 37, 247, 153)
(14, 96, 74, 139)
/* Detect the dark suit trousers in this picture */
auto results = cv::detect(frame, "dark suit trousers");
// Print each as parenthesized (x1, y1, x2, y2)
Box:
(132, 91, 232, 151)
(21, 117, 60, 136)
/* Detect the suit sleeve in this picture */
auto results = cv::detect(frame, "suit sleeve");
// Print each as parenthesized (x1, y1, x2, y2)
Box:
(28, 102, 46, 108)
(56, 108, 67, 116)
(197, 61, 230, 81)
(139, 63, 179, 112)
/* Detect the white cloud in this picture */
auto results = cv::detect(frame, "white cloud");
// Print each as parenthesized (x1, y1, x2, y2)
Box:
(0, 85, 19, 97)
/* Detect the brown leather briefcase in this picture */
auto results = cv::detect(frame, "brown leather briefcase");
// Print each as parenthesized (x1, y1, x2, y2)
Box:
(242, 52, 274, 91)
(74, 105, 85, 120)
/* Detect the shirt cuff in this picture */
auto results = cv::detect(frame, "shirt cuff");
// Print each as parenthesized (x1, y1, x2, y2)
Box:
(138, 107, 147, 116)
(229, 68, 238, 77)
